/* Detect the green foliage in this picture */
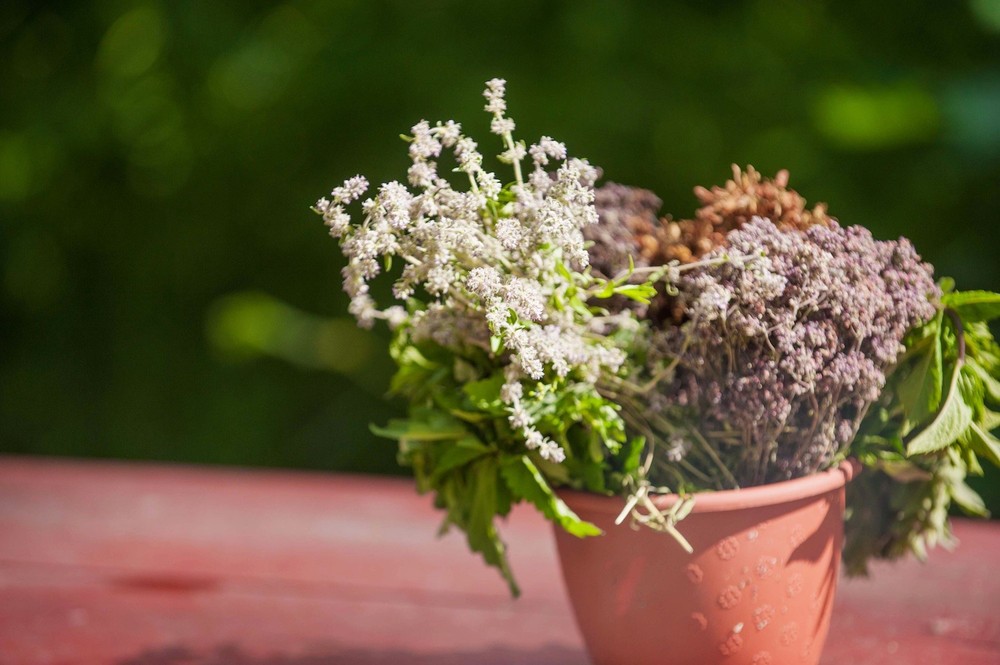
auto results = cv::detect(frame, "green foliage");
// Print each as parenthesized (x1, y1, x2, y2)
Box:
(500, 456, 601, 537)
(847, 287, 1000, 574)
(374, 324, 634, 594)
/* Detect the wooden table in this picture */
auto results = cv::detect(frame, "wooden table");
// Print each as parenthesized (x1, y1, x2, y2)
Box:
(1, 456, 998, 664)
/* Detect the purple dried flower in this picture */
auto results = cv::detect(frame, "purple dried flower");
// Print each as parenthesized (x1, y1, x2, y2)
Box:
(656, 218, 938, 484)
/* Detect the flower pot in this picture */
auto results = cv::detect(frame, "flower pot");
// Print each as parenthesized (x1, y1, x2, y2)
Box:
(553, 460, 859, 665)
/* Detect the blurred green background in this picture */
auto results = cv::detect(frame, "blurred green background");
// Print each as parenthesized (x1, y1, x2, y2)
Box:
(2, 1, 999, 502)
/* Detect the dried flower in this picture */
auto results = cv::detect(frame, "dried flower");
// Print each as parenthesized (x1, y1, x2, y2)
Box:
(649, 218, 938, 484)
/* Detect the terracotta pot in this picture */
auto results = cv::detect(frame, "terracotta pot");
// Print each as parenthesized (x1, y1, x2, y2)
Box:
(553, 460, 859, 665)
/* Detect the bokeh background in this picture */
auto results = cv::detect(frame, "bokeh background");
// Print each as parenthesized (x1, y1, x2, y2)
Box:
(2, 0, 999, 502)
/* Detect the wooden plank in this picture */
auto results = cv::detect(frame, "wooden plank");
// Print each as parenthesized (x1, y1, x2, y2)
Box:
(1, 456, 998, 664)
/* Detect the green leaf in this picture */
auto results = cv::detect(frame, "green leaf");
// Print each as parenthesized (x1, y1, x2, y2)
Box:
(466, 458, 520, 597)
(982, 409, 1000, 432)
(905, 361, 974, 456)
(897, 322, 943, 427)
(500, 455, 601, 537)
(966, 322, 1000, 371)
(951, 480, 989, 517)
(877, 459, 933, 482)
(555, 260, 574, 283)
(431, 438, 493, 482)
(448, 409, 490, 423)
(942, 290, 1000, 323)
(619, 436, 645, 479)
(963, 422, 1000, 468)
(594, 280, 616, 299)
(462, 373, 506, 411)
(614, 283, 657, 304)
(962, 444, 985, 476)
(370, 417, 467, 443)
(968, 360, 1000, 406)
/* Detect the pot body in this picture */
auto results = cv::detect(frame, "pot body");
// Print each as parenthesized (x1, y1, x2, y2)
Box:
(553, 461, 858, 665)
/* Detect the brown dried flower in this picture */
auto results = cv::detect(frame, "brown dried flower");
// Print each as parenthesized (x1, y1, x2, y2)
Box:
(590, 165, 833, 274)
(659, 164, 834, 265)
(589, 166, 835, 321)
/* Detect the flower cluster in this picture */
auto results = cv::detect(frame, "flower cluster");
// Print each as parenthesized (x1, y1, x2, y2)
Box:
(650, 218, 938, 484)
(314, 80, 627, 462)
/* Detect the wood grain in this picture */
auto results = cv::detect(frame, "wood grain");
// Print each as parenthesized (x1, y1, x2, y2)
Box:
(1, 456, 997, 664)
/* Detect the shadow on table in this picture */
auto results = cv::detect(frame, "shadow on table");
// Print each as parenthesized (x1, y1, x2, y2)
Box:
(117, 643, 587, 665)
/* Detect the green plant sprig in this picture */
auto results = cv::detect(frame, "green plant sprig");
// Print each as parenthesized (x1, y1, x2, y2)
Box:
(845, 283, 1000, 573)
(374, 328, 643, 596)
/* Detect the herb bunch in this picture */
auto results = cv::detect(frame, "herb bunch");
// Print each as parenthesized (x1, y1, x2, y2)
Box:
(314, 81, 1000, 593)
(314, 80, 664, 595)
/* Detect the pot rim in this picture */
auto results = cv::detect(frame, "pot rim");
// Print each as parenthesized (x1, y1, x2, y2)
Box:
(557, 458, 860, 515)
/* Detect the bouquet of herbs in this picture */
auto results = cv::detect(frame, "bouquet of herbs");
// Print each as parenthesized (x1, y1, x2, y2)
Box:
(313, 80, 1000, 595)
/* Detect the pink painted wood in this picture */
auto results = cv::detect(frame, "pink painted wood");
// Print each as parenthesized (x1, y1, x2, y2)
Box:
(0, 456, 997, 664)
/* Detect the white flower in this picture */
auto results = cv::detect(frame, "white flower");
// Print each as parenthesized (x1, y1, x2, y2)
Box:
(425, 262, 457, 296)
(466, 266, 503, 299)
(485, 301, 510, 333)
(407, 161, 436, 188)
(331, 176, 369, 205)
(495, 217, 523, 250)
(409, 120, 442, 161)
(476, 170, 502, 199)
(523, 427, 565, 462)
(540, 439, 566, 462)
(483, 78, 507, 115)
(502, 277, 546, 322)
(435, 120, 462, 147)
(491, 116, 515, 136)
(455, 137, 482, 174)
(312, 79, 633, 466)
(348, 293, 377, 329)
(529, 137, 567, 166)
(324, 206, 351, 238)
(665, 434, 691, 463)
(384, 306, 409, 329)
(499, 143, 527, 164)
(500, 380, 523, 403)
(375, 181, 414, 230)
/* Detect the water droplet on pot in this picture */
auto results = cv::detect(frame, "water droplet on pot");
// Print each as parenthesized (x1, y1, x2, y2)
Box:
(691, 612, 708, 630)
(752, 652, 773, 665)
(717, 537, 740, 561)
(719, 632, 744, 656)
(755, 556, 778, 579)
(753, 604, 775, 631)
(717, 585, 742, 609)
(685, 563, 704, 584)
(747, 529, 759, 541)
(781, 623, 799, 646)
(787, 573, 803, 597)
